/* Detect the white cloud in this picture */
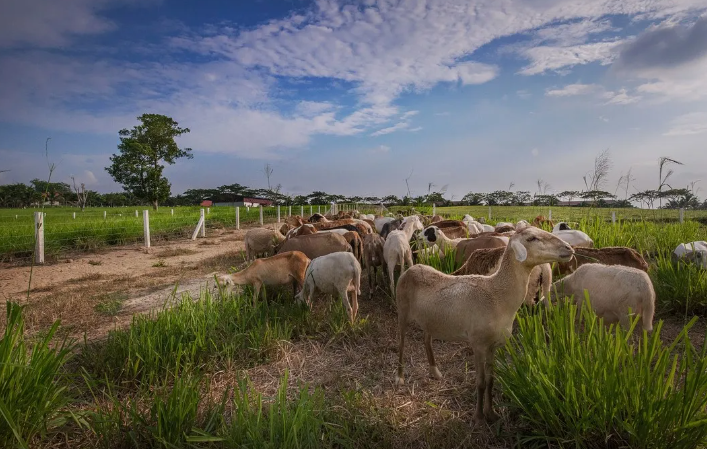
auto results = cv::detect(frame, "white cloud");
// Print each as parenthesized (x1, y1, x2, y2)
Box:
(295, 101, 335, 117)
(603, 89, 642, 105)
(516, 89, 532, 99)
(369, 144, 391, 154)
(370, 122, 409, 137)
(599, 115, 609, 122)
(401, 110, 419, 119)
(545, 83, 601, 96)
(518, 41, 623, 75)
(408, 127, 423, 132)
(663, 112, 707, 136)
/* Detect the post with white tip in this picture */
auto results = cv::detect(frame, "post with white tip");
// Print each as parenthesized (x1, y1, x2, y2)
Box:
(171, 208, 174, 216)
(277, 205, 281, 223)
(200, 208, 206, 237)
(135, 210, 138, 217)
(235, 206, 240, 230)
(259, 205, 263, 226)
(680, 208, 684, 224)
(34, 212, 44, 264)
(73, 212, 76, 219)
(288, 205, 292, 217)
(432, 203, 436, 216)
(143, 210, 150, 248)
(612, 211, 616, 224)
(104, 211, 107, 219)
(300, 205, 304, 217)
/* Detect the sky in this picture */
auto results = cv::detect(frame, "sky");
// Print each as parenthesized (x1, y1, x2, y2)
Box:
(1, 0, 706, 201)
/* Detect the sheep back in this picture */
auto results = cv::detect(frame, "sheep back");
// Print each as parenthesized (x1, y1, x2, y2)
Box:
(556, 246, 648, 276)
(454, 236, 508, 265)
(277, 232, 352, 260)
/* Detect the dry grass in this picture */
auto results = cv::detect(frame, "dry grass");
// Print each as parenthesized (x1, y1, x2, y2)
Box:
(153, 247, 198, 258)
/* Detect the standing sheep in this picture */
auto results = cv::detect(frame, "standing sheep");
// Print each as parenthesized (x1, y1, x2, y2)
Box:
(383, 216, 424, 295)
(550, 263, 655, 332)
(363, 233, 386, 298)
(244, 228, 286, 260)
(555, 246, 649, 276)
(395, 226, 574, 423)
(296, 252, 362, 324)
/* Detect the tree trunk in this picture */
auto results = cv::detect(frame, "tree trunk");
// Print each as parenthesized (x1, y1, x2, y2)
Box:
(153, 200, 159, 210)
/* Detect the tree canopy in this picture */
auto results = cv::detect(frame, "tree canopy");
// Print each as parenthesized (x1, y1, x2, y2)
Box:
(106, 114, 192, 209)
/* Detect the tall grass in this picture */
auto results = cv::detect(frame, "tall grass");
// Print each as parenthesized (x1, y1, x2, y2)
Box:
(651, 252, 707, 317)
(497, 297, 707, 449)
(0, 302, 74, 448)
(415, 246, 460, 274)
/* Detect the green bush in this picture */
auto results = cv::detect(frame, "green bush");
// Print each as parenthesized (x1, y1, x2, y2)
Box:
(0, 302, 73, 448)
(497, 298, 707, 448)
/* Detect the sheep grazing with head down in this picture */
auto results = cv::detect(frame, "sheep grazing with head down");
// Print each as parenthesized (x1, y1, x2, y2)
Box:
(383, 215, 424, 295)
(395, 226, 574, 424)
(550, 263, 655, 332)
(673, 241, 707, 269)
(296, 252, 362, 324)
(552, 222, 593, 248)
(215, 251, 310, 306)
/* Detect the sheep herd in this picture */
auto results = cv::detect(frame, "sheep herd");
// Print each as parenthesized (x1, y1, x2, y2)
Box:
(215, 210, 707, 424)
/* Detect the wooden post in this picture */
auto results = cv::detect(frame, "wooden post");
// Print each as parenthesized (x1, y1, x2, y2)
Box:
(34, 212, 44, 264)
(680, 208, 684, 224)
(236, 206, 240, 230)
(200, 208, 206, 237)
(143, 210, 151, 248)
(611, 211, 616, 224)
(277, 205, 281, 223)
(259, 205, 264, 225)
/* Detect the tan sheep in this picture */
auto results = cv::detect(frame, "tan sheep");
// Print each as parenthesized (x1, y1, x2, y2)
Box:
(555, 246, 649, 276)
(394, 226, 574, 424)
(277, 232, 352, 260)
(363, 233, 385, 298)
(244, 228, 286, 260)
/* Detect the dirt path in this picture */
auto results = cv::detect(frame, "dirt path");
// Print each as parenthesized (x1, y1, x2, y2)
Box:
(0, 224, 272, 338)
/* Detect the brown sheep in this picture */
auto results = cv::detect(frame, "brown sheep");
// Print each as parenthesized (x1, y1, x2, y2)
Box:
(363, 233, 385, 298)
(532, 215, 555, 230)
(454, 235, 508, 265)
(453, 247, 552, 306)
(286, 215, 305, 227)
(555, 246, 649, 276)
(430, 215, 444, 223)
(343, 231, 364, 262)
(277, 232, 352, 260)
(314, 219, 372, 236)
(244, 228, 286, 260)
(279, 223, 294, 236)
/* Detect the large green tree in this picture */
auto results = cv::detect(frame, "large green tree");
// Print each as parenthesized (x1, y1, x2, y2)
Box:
(106, 114, 192, 209)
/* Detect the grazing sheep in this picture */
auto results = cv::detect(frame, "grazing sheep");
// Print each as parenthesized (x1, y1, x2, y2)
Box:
(552, 222, 593, 248)
(244, 228, 286, 260)
(550, 263, 655, 332)
(532, 215, 554, 230)
(420, 226, 467, 255)
(430, 215, 444, 223)
(494, 223, 516, 233)
(277, 232, 352, 260)
(374, 216, 395, 233)
(342, 231, 364, 262)
(314, 219, 372, 237)
(383, 215, 424, 295)
(363, 233, 386, 298)
(308, 213, 329, 223)
(463, 215, 486, 234)
(454, 236, 509, 265)
(395, 226, 574, 423)
(452, 247, 552, 306)
(296, 252, 362, 324)
(285, 216, 304, 227)
(556, 246, 649, 276)
(673, 241, 707, 268)
(216, 251, 310, 306)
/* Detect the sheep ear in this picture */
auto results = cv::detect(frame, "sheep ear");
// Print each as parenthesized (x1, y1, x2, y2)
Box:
(510, 240, 527, 262)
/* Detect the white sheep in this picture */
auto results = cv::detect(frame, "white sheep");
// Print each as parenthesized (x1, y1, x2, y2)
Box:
(395, 226, 574, 423)
(383, 215, 424, 295)
(552, 222, 593, 247)
(420, 225, 464, 255)
(295, 251, 362, 324)
(374, 216, 395, 234)
(462, 215, 486, 234)
(550, 263, 655, 331)
(673, 241, 707, 268)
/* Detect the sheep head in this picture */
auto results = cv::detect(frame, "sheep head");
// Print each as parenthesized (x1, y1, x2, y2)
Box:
(509, 226, 574, 267)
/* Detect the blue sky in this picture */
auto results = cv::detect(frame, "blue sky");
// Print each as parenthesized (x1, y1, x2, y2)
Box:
(1, 0, 706, 201)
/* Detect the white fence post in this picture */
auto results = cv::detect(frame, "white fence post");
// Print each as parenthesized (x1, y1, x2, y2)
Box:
(207, 207, 210, 215)
(288, 205, 292, 217)
(259, 205, 264, 225)
(236, 206, 240, 230)
(192, 209, 205, 240)
(34, 212, 44, 264)
(310, 205, 313, 216)
(318, 205, 321, 214)
(432, 203, 436, 216)
(104, 211, 107, 219)
(277, 205, 281, 223)
(680, 208, 685, 224)
(73, 212, 76, 219)
(143, 210, 151, 248)
(488, 206, 492, 221)
(135, 210, 138, 217)
(300, 206, 304, 217)
(200, 208, 206, 237)
(611, 211, 616, 224)
(548, 209, 552, 220)
(171, 208, 174, 216)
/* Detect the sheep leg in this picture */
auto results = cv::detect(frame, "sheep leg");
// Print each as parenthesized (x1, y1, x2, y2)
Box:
(388, 262, 396, 296)
(367, 263, 374, 299)
(252, 282, 262, 307)
(350, 285, 358, 323)
(339, 288, 354, 324)
(424, 332, 442, 379)
(483, 349, 500, 423)
(472, 350, 487, 425)
(405, 249, 413, 270)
